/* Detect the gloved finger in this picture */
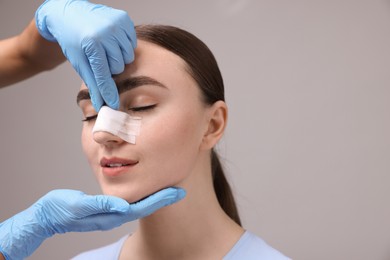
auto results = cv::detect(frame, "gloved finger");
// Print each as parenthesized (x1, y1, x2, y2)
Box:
(80, 194, 131, 215)
(105, 43, 125, 75)
(116, 9, 137, 49)
(75, 55, 104, 111)
(70, 212, 136, 232)
(114, 29, 135, 65)
(128, 187, 186, 219)
(98, 77, 119, 110)
(85, 41, 120, 110)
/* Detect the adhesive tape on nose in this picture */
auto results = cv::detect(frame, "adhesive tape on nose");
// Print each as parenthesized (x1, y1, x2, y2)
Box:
(92, 106, 142, 144)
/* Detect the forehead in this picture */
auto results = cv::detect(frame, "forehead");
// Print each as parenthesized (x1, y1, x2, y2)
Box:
(80, 40, 192, 91)
(116, 40, 190, 84)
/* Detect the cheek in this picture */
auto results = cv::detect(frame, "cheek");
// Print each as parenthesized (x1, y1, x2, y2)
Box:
(138, 109, 204, 184)
(81, 125, 96, 165)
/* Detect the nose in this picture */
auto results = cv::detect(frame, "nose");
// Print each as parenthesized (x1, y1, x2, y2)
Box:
(93, 131, 125, 146)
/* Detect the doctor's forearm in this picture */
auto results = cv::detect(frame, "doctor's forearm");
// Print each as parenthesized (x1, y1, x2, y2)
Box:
(0, 19, 65, 88)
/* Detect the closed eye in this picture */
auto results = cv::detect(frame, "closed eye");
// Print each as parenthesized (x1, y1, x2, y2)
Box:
(129, 104, 157, 112)
(82, 114, 98, 122)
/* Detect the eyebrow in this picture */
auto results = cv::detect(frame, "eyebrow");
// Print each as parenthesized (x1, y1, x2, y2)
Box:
(76, 76, 167, 105)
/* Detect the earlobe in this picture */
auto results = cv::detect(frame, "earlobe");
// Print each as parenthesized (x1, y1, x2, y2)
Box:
(201, 101, 228, 150)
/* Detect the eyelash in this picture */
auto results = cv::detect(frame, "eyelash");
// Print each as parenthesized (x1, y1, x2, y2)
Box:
(128, 104, 157, 112)
(82, 105, 156, 122)
(82, 114, 98, 122)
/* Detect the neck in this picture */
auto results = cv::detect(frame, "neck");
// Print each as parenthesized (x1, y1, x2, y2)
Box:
(120, 154, 244, 259)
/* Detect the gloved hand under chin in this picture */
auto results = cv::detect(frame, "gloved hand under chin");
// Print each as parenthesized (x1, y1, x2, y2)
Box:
(0, 188, 185, 260)
(35, 0, 137, 111)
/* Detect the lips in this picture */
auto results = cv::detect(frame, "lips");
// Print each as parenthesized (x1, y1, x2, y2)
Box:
(100, 157, 138, 177)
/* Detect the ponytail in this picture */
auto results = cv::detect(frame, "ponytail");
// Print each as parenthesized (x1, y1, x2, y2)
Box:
(211, 150, 241, 226)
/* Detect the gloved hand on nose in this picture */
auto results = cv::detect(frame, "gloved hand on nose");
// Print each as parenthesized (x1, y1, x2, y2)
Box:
(0, 188, 185, 260)
(35, 0, 137, 111)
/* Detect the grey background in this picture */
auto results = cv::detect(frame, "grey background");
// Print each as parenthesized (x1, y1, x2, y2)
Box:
(1, 1, 390, 259)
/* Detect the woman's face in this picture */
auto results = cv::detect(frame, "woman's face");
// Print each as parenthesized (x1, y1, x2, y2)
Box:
(78, 40, 210, 203)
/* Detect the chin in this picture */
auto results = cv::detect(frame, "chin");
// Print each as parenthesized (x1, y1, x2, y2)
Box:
(101, 186, 144, 203)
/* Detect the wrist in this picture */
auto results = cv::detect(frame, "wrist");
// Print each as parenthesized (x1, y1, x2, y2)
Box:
(0, 205, 53, 260)
(0, 247, 9, 260)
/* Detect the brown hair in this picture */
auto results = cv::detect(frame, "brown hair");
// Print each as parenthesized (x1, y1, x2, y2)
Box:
(136, 25, 241, 226)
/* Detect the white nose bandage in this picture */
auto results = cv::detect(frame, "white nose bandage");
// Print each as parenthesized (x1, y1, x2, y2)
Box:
(92, 106, 142, 144)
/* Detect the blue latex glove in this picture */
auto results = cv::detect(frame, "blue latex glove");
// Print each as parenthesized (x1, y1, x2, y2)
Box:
(0, 188, 185, 260)
(35, 0, 137, 111)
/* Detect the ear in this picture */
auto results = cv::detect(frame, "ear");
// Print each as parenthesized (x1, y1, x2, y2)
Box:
(200, 101, 228, 150)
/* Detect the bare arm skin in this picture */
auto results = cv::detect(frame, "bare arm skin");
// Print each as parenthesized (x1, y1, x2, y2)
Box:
(0, 19, 65, 88)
